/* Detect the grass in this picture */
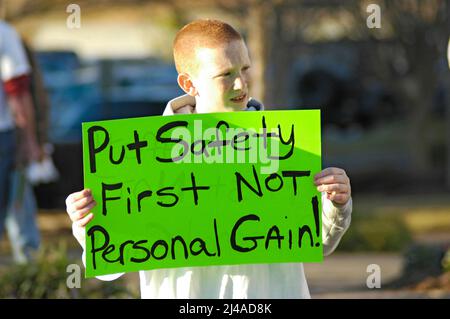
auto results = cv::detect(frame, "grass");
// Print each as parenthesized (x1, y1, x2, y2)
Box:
(0, 243, 138, 299)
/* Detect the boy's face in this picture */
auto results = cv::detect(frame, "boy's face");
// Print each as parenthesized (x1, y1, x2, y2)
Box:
(191, 39, 252, 113)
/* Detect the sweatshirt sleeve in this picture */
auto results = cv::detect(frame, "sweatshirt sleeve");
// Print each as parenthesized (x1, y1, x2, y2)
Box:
(321, 192, 352, 256)
(72, 219, 125, 281)
(81, 250, 125, 281)
(0, 23, 30, 82)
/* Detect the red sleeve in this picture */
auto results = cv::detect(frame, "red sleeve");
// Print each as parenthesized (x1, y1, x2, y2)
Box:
(3, 74, 30, 97)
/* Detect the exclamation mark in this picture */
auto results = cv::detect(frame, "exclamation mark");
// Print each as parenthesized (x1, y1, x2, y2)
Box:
(311, 196, 320, 247)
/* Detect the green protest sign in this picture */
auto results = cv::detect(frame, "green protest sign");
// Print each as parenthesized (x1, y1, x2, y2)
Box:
(82, 110, 322, 277)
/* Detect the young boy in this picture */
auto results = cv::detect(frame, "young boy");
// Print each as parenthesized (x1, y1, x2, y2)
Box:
(66, 19, 352, 298)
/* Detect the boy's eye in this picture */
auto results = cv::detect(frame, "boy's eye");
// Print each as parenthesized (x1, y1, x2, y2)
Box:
(221, 72, 232, 77)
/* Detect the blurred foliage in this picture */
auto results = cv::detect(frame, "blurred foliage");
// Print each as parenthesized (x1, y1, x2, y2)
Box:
(387, 243, 449, 288)
(442, 248, 450, 273)
(403, 243, 446, 276)
(0, 243, 137, 298)
(338, 212, 413, 252)
(402, 210, 450, 235)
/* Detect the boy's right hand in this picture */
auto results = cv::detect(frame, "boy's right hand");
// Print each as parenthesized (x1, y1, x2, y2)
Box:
(65, 189, 96, 250)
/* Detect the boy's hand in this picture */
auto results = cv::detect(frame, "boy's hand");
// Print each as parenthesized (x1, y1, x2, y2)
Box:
(314, 167, 351, 206)
(65, 189, 96, 249)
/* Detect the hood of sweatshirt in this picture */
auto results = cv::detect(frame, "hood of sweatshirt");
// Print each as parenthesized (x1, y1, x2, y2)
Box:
(163, 94, 264, 115)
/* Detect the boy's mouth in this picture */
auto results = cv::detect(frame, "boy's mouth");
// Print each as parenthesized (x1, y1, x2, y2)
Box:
(230, 93, 247, 103)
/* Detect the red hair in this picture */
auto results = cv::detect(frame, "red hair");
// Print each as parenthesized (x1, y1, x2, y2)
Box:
(173, 19, 243, 75)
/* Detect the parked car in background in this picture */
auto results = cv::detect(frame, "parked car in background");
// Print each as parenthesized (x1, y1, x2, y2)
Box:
(33, 51, 183, 208)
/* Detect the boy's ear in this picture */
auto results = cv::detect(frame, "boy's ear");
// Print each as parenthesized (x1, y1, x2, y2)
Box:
(177, 73, 197, 97)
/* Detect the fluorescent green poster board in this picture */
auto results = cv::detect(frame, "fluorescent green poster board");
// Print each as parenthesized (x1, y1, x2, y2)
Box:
(82, 110, 322, 277)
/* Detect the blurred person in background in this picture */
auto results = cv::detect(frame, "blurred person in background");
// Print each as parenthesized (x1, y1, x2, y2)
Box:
(4, 39, 60, 264)
(20, 40, 58, 188)
(0, 20, 56, 264)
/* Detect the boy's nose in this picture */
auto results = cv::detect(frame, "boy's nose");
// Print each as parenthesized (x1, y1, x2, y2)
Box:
(233, 76, 246, 90)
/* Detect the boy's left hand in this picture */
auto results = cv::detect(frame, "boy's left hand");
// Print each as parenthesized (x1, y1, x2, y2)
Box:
(314, 167, 351, 206)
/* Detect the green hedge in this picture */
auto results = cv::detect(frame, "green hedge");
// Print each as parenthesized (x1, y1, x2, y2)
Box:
(0, 243, 136, 299)
(337, 212, 413, 252)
